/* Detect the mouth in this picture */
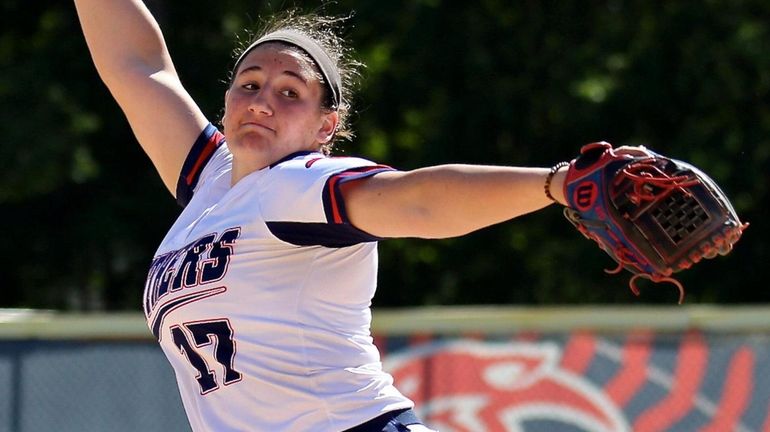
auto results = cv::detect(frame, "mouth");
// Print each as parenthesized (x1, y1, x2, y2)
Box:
(240, 121, 275, 133)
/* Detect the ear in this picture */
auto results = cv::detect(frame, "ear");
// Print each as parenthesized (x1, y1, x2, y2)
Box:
(221, 90, 231, 123)
(316, 111, 339, 144)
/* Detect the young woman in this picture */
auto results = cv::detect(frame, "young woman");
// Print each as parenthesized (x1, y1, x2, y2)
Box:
(75, 1, 570, 430)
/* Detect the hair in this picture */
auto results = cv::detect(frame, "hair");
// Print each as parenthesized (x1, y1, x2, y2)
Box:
(229, 10, 364, 155)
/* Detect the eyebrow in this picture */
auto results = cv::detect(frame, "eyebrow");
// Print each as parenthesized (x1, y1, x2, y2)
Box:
(237, 65, 308, 85)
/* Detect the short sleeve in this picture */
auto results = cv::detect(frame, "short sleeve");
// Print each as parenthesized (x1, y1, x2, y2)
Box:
(176, 124, 230, 207)
(260, 155, 395, 248)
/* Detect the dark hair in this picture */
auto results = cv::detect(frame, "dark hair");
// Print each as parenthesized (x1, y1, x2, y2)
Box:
(230, 10, 363, 154)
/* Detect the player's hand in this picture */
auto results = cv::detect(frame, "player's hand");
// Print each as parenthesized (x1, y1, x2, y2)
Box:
(562, 141, 747, 303)
(614, 145, 652, 157)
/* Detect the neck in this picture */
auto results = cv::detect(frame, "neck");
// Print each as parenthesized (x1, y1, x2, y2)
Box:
(230, 150, 319, 186)
(230, 157, 267, 186)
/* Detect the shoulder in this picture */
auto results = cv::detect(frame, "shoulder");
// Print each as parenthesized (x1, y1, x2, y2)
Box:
(176, 124, 232, 207)
(267, 152, 392, 185)
(262, 152, 394, 202)
(259, 152, 394, 247)
(271, 152, 383, 171)
(257, 152, 392, 212)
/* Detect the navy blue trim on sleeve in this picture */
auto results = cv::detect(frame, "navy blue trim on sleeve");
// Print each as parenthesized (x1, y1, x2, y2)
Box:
(176, 124, 226, 208)
(265, 165, 394, 247)
(322, 166, 395, 224)
(266, 222, 382, 248)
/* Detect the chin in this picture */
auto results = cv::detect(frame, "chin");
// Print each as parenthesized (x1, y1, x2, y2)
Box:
(228, 140, 274, 165)
(231, 133, 272, 151)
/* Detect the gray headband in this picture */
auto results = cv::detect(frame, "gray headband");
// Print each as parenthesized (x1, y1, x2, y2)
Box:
(232, 29, 342, 108)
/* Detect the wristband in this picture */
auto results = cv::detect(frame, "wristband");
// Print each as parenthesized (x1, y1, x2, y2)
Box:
(545, 161, 569, 203)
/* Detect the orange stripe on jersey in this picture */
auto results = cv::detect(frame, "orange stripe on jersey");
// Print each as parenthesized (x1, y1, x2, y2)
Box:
(327, 175, 344, 223)
(185, 134, 222, 186)
(324, 166, 394, 225)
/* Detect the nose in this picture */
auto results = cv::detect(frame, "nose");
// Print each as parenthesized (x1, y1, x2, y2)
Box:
(248, 89, 273, 116)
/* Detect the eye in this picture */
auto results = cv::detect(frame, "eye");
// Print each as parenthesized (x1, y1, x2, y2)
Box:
(242, 83, 260, 91)
(281, 89, 299, 98)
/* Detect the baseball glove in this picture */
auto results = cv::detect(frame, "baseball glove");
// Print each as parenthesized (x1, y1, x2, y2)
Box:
(562, 142, 747, 303)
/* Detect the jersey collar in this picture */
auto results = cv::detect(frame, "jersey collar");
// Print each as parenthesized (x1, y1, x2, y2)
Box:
(269, 151, 319, 169)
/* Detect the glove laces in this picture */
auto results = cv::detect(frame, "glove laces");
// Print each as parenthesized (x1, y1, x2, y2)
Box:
(616, 158, 700, 206)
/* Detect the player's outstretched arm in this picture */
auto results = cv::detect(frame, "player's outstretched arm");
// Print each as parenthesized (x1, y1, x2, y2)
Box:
(341, 164, 568, 239)
(74, 0, 209, 195)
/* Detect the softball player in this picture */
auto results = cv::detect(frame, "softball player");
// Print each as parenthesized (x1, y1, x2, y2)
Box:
(75, 1, 569, 430)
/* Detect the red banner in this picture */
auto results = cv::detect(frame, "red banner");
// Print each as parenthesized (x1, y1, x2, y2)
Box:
(378, 331, 770, 431)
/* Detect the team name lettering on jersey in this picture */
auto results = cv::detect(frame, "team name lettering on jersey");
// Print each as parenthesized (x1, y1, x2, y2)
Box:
(144, 228, 241, 320)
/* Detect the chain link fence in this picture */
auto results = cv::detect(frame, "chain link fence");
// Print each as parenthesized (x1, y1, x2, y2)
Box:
(2, 307, 770, 431)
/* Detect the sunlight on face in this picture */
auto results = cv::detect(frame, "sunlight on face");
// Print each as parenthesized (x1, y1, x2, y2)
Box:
(223, 43, 337, 173)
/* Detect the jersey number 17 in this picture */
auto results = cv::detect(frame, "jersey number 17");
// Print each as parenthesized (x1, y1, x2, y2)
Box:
(171, 319, 243, 394)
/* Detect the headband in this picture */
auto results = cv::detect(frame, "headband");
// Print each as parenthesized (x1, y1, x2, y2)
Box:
(232, 29, 342, 108)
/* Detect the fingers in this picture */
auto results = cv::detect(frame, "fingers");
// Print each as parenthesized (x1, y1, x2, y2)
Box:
(614, 145, 652, 157)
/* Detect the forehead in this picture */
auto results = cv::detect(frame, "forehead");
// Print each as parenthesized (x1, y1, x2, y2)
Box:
(236, 43, 319, 79)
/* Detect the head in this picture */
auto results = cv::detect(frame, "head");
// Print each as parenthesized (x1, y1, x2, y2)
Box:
(222, 12, 361, 167)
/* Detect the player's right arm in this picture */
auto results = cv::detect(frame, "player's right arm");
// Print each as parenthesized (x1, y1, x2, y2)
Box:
(74, 0, 209, 195)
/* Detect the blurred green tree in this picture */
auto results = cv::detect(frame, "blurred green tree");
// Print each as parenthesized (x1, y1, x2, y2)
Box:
(1, 0, 767, 310)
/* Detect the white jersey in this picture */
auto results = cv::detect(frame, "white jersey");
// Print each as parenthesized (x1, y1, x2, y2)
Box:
(143, 124, 413, 431)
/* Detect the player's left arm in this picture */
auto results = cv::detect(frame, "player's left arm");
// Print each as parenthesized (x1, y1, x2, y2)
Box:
(341, 164, 568, 239)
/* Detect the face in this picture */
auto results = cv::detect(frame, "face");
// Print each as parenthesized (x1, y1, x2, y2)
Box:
(223, 43, 338, 169)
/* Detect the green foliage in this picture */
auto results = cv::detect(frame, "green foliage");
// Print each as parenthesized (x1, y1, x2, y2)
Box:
(2, 0, 768, 309)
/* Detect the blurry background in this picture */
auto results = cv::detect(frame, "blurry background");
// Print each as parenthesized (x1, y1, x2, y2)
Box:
(2, 2, 770, 431)
(1, 0, 768, 310)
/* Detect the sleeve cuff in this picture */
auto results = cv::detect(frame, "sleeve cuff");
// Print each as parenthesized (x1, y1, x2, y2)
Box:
(176, 124, 226, 207)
